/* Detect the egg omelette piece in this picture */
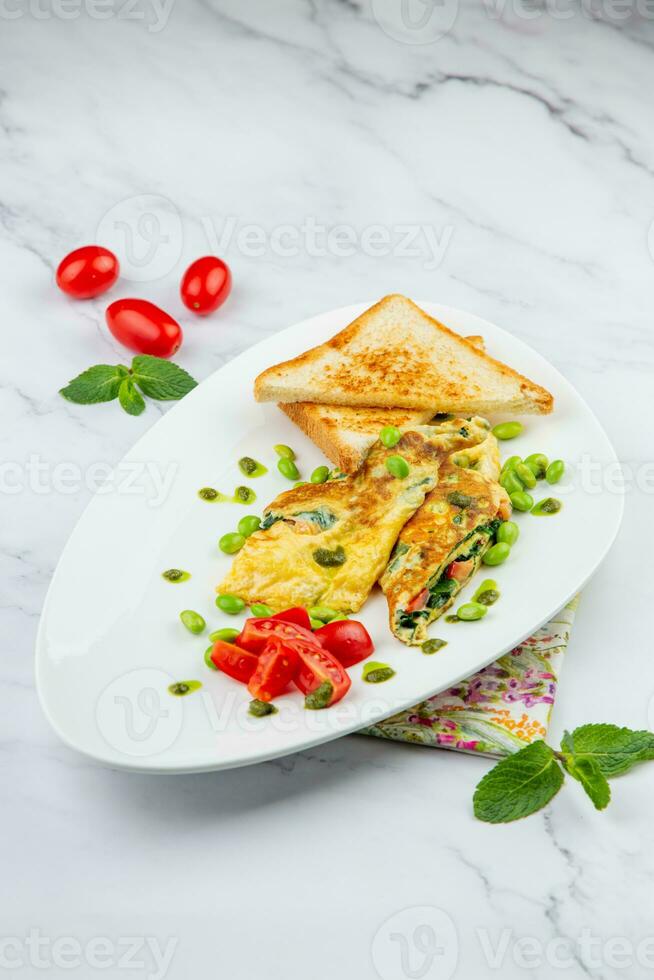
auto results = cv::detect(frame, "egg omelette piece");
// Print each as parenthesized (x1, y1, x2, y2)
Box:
(217, 418, 492, 613)
(380, 435, 511, 646)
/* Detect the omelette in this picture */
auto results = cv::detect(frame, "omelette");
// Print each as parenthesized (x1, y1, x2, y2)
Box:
(218, 418, 492, 613)
(380, 435, 511, 646)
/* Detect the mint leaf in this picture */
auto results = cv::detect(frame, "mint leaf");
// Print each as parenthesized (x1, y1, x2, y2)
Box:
(131, 355, 197, 401)
(567, 724, 654, 777)
(473, 741, 564, 824)
(118, 378, 145, 416)
(60, 364, 128, 404)
(562, 753, 611, 810)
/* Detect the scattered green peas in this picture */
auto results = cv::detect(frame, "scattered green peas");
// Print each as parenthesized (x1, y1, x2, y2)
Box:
(456, 601, 488, 621)
(524, 453, 549, 480)
(308, 606, 340, 623)
(278, 457, 300, 481)
(238, 515, 261, 538)
(180, 610, 206, 635)
(482, 542, 512, 566)
(500, 469, 524, 495)
(204, 645, 218, 670)
(492, 421, 524, 441)
(274, 444, 296, 460)
(501, 455, 522, 475)
(510, 491, 534, 512)
(215, 593, 246, 615)
(209, 628, 240, 643)
(219, 532, 246, 555)
(496, 520, 520, 546)
(386, 455, 410, 479)
(380, 425, 402, 448)
(546, 460, 565, 485)
(251, 603, 274, 617)
(514, 462, 537, 489)
(532, 497, 562, 516)
(310, 465, 330, 484)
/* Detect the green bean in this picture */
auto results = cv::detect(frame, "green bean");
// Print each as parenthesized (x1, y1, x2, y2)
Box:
(531, 497, 562, 516)
(386, 455, 410, 479)
(514, 462, 537, 489)
(500, 469, 524, 495)
(482, 542, 511, 566)
(180, 610, 206, 635)
(524, 453, 549, 480)
(546, 460, 565, 485)
(209, 628, 240, 643)
(509, 491, 534, 512)
(308, 606, 340, 623)
(492, 421, 524, 441)
(237, 515, 261, 538)
(219, 532, 246, 555)
(501, 455, 522, 475)
(250, 603, 274, 617)
(274, 444, 296, 460)
(496, 520, 519, 546)
(278, 457, 300, 481)
(456, 601, 488, 621)
(204, 645, 218, 670)
(380, 425, 402, 448)
(215, 593, 246, 615)
(310, 465, 330, 484)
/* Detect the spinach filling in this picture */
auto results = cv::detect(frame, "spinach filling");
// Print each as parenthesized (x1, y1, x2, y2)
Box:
(291, 506, 338, 531)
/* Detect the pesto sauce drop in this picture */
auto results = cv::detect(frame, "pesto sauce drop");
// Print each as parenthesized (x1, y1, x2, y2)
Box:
(362, 661, 396, 684)
(161, 568, 191, 583)
(249, 699, 278, 717)
(168, 680, 202, 697)
(238, 457, 268, 478)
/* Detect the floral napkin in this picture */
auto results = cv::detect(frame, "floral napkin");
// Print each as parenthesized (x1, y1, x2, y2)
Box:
(363, 597, 579, 758)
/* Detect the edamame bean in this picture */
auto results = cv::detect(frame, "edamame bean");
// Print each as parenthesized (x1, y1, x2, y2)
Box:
(274, 444, 296, 460)
(509, 491, 534, 512)
(482, 542, 512, 566)
(204, 646, 218, 670)
(329, 613, 349, 622)
(524, 453, 549, 480)
(251, 603, 274, 617)
(500, 469, 524, 495)
(308, 606, 340, 623)
(238, 515, 261, 537)
(278, 457, 300, 481)
(514, 462, 537, 489)
(546, 459, 565, 484)
(492, 421, 524, 441)
(452, 454, 470, 469)
(532, 497, 562, 516)
(496, 520, 519, 546)
(209, 628, 240, 643)
(501, 455, 521, 474)
(293, 481, 307, 488)
(386, 455, 410, 479)
(310, 618, 324, 631)
(215, 593, 246, 615)
(180, 610, 206, 635)
(219, 532, 246, 555)
(456, 601, 488, 621)
(310, 465, 330, 484)
(472, 579, 499, 604)
(380, 426, 402, 448)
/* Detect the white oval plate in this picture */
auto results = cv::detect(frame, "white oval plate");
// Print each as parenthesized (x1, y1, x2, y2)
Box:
(36, 302, 623, 773)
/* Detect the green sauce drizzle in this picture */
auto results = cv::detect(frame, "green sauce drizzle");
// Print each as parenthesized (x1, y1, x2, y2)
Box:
(422, 639, 447, 655)
(161, 568, 191, 583)
(168, 680, 202, 697)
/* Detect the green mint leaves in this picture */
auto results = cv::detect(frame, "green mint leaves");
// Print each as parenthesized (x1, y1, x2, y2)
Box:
(60, 355, 197, 416)
(474, 724, 654, 824)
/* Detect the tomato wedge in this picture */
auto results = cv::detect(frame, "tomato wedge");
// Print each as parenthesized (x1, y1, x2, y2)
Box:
(237, 616, 319, 655)
(211, 640, 258, 683)
(247, 637, 298, 702)
(446, 558, 474, 581)
(314, 619, 374, 668)
(293, 640, 351, 707)
(406, 589, 429, 613)
(272, 607, 312, 631)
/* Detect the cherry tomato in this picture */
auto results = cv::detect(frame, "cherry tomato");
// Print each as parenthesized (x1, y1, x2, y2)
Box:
(272, 607, 312, 631)
(105, 299, 182, 358)
(211, 640, 258, 684)
(406, 589, 429, 613)
(56, 245, 119, 299)
(247, 636, 298, 702)
(315, 619, 374, 668)
(292, 640, 351, 707)
(445, 559, 474, 581)
(237, 616, 319, 655)
(180, 256, 232, 316)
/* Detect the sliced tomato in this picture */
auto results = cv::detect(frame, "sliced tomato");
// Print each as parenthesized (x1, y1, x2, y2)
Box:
(237, 616, 319, 655)
(247, 637, 298, 702)
(211, 640, 258, 684)
(293, 641, 351, 706)
(406, 589, 429, 613)
(272, 607, 312, 631)
(445, 558, 474, 581)
(315, 619, 374, 668)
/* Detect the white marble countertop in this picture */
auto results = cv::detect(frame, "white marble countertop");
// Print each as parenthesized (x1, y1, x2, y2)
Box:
(3, 3, 654, 978)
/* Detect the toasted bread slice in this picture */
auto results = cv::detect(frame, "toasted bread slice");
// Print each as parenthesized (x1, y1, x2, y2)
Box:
(255, 295, 553, 414)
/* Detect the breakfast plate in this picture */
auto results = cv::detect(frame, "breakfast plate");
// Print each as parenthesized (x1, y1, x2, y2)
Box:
(36, 301, 623, 772)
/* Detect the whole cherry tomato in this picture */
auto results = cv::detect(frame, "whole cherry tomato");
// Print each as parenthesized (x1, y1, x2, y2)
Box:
(56, 245, 119, 299)
(180, 256, 232, 315)
(105, 299, 182, 358)
(314, 619, 374, 668)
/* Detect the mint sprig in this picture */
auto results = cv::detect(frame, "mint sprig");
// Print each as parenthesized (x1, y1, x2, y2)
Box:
(474, 724, 654, 823)
(60, 355, 197, 416)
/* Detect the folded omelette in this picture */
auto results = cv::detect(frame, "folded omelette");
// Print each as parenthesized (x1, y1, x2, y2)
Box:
(380, 435, 511, 645)
(218, 418, 492, 613)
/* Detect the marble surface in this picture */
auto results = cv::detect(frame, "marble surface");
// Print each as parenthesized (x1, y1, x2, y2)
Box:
(2, 3, 654, 978)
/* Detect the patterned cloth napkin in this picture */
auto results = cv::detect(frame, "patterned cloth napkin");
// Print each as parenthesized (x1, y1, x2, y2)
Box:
(363, 597, 579, 758)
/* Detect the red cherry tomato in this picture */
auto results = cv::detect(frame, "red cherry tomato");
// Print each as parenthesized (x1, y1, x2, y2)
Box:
(292, 640, 351, 707)
(445, 559, 474, 581)
(56, 245, 119, 299)
(211, 641, 258, 684)
(105, 299, 182, 358)
(272, 607, 312, 631)
(247, 637, 299, 702)
(406, 589, 429, 614)
(237, 616, 319, 655)
(315, 619, 374, 668)
(180, 256, 232, 316)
